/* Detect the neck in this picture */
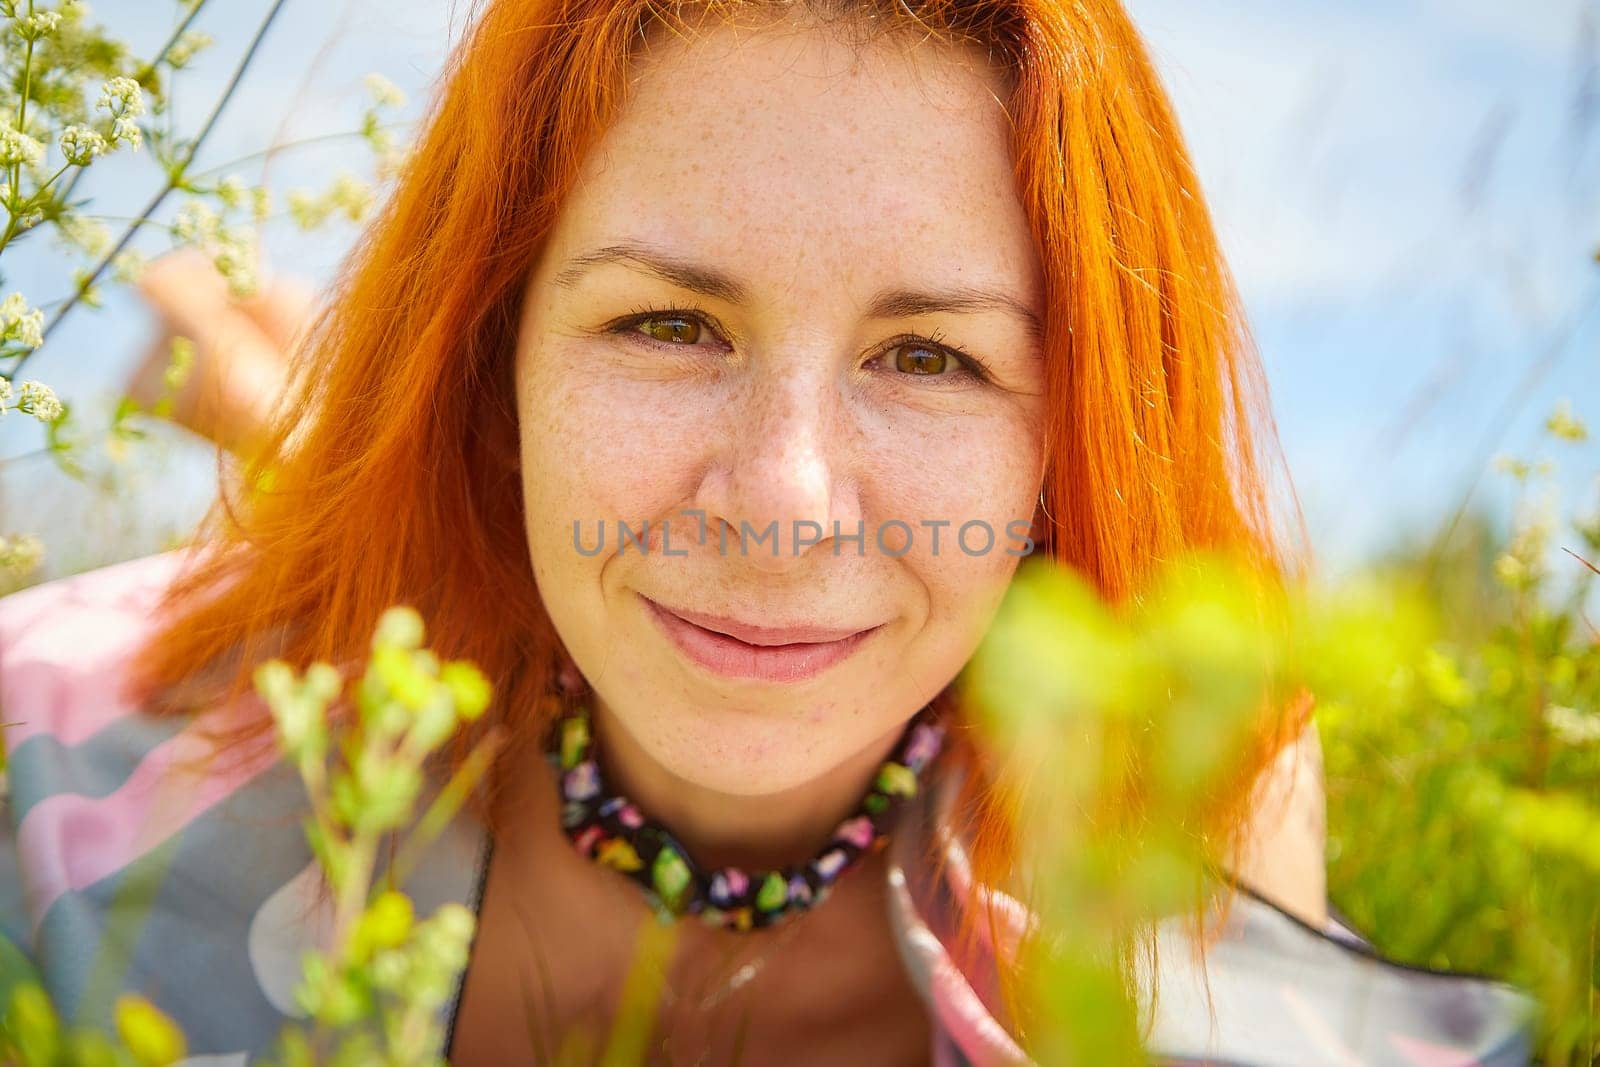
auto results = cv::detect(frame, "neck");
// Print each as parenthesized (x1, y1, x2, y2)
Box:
(584, 699, 908, 874)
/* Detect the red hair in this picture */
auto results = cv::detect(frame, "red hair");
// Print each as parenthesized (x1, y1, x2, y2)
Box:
(127, 0, 1314, 1050)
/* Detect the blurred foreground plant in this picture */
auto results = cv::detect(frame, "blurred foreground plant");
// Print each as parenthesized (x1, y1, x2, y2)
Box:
(0, 604, 500, 1065)
(1321, 402, 1600, 1065)
(953, 402, 1594, 1064)
(250, 606, 500, 1066)
(0, 969, 188, 1067)
(959, 542, 1503, 1062)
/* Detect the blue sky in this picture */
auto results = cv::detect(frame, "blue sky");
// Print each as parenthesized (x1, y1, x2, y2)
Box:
(4, 0, 1597, 583)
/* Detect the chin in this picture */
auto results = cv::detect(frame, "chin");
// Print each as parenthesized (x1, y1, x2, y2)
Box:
(638, 699, 879, 797)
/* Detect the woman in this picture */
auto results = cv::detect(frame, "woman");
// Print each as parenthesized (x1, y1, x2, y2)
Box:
(0, 1, 1537, 1063)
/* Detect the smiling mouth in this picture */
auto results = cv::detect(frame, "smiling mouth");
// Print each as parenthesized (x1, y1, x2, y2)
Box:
(639, 594, 882, 683)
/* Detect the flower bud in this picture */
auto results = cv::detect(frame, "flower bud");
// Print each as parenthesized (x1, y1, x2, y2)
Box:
(114, 994, 187, 1066)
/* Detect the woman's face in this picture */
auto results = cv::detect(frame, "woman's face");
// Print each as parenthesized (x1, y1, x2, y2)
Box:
(514, 20, 1047, 798)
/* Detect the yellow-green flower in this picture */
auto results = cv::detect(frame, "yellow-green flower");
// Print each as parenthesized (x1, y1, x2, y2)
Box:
(114, 995, 187, 1067)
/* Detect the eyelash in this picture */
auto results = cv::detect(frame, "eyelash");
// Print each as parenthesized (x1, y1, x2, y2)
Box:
(603, 302, 993, 386)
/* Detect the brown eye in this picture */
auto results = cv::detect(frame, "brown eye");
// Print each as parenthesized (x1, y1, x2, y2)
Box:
(639, 316, 701, 344)
(893, 343, 953, 376)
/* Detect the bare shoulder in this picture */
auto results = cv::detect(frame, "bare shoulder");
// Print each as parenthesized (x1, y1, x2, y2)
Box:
(1230, 716, 1328, 929)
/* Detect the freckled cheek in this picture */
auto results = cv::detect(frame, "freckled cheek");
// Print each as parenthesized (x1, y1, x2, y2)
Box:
(521, 371, 713, 543)
(881, 424, 1036, 636)
(874, 423, 1036, 545)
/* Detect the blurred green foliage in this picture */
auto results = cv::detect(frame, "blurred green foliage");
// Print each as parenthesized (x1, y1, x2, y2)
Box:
(1320, 410, 1600, 1065)
(960, 404, 1597, 1064)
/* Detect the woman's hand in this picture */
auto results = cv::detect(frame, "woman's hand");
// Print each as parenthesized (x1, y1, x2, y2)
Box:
(126, 248, 315, 458)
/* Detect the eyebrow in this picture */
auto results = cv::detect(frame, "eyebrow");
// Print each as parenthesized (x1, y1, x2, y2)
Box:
(552, 240, 1044, 343)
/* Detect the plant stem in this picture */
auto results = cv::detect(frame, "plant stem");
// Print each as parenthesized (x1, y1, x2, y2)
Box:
(185, 124, 410, 184)
(15, 2, 33, 132)
(9, 0, 289, 379)
(132, 0, 210, 84)
(1, 1, 38, 253)
(334, 831, 378, 951)
(385, 733, 501, 892)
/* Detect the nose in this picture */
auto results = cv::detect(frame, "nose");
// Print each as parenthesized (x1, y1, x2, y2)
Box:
(692, 354, 863, 573)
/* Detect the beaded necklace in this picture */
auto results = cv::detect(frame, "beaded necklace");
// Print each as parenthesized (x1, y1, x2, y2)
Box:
(546, 703, 947, 932)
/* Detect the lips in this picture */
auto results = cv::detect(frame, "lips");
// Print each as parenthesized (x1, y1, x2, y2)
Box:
(654, 602, 873, 646)
(639, 594, 882, 683)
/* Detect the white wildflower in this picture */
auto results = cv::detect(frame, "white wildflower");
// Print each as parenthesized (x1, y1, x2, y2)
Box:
(364, 73, 405, 110)
(1544, 399, 1588, 443)
(286, 188, 322, 230)
(16, 380, 61, 423)
(1545, 704, 1600, 746)
(14, 10, 60, 39)
(366, 125, 395, 157)
(0, 377, 10, 409)
(172, 198, 220, 243)
(0, 291, 44, 349)
(110, 115, 141, 150)
(1491, 453, 1529, 480)
(285, 174, 376, 228)
(12, 310, 42, 349)
(172, 198, 259, 295)
(216, 175, 248, 210)
(0, 124, 43, 168)
(59, 125, 108, 166)
(1494, 492, 1558, 590)
(110, 249, 147, 284)
(57, 213, 111, 259)
(250, 186, 271, 223)
(373, 142, 409, 183)
(328, 173, 373, 221)
(97, 76, 145, 118)
(212, 231, 259, 298)
(165, 28, 212, 68)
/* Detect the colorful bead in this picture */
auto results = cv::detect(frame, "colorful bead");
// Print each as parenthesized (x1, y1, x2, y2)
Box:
(573, 824, 604, 857)
(787, 874, 813, 906)
(560, 717, 588, 770)
(652, 846, 692, 911)
(597, 838, 642, 872)
(755, 872, 787, 912)
(903, 722, 943, 772)
(813, 847, 848, 882)
(709, 871, 740, 908)
(547, 701, 945, 932)
(834, 815, 875, 849)
(875, 761, 917, 797)
(563, 761, 600, 802)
